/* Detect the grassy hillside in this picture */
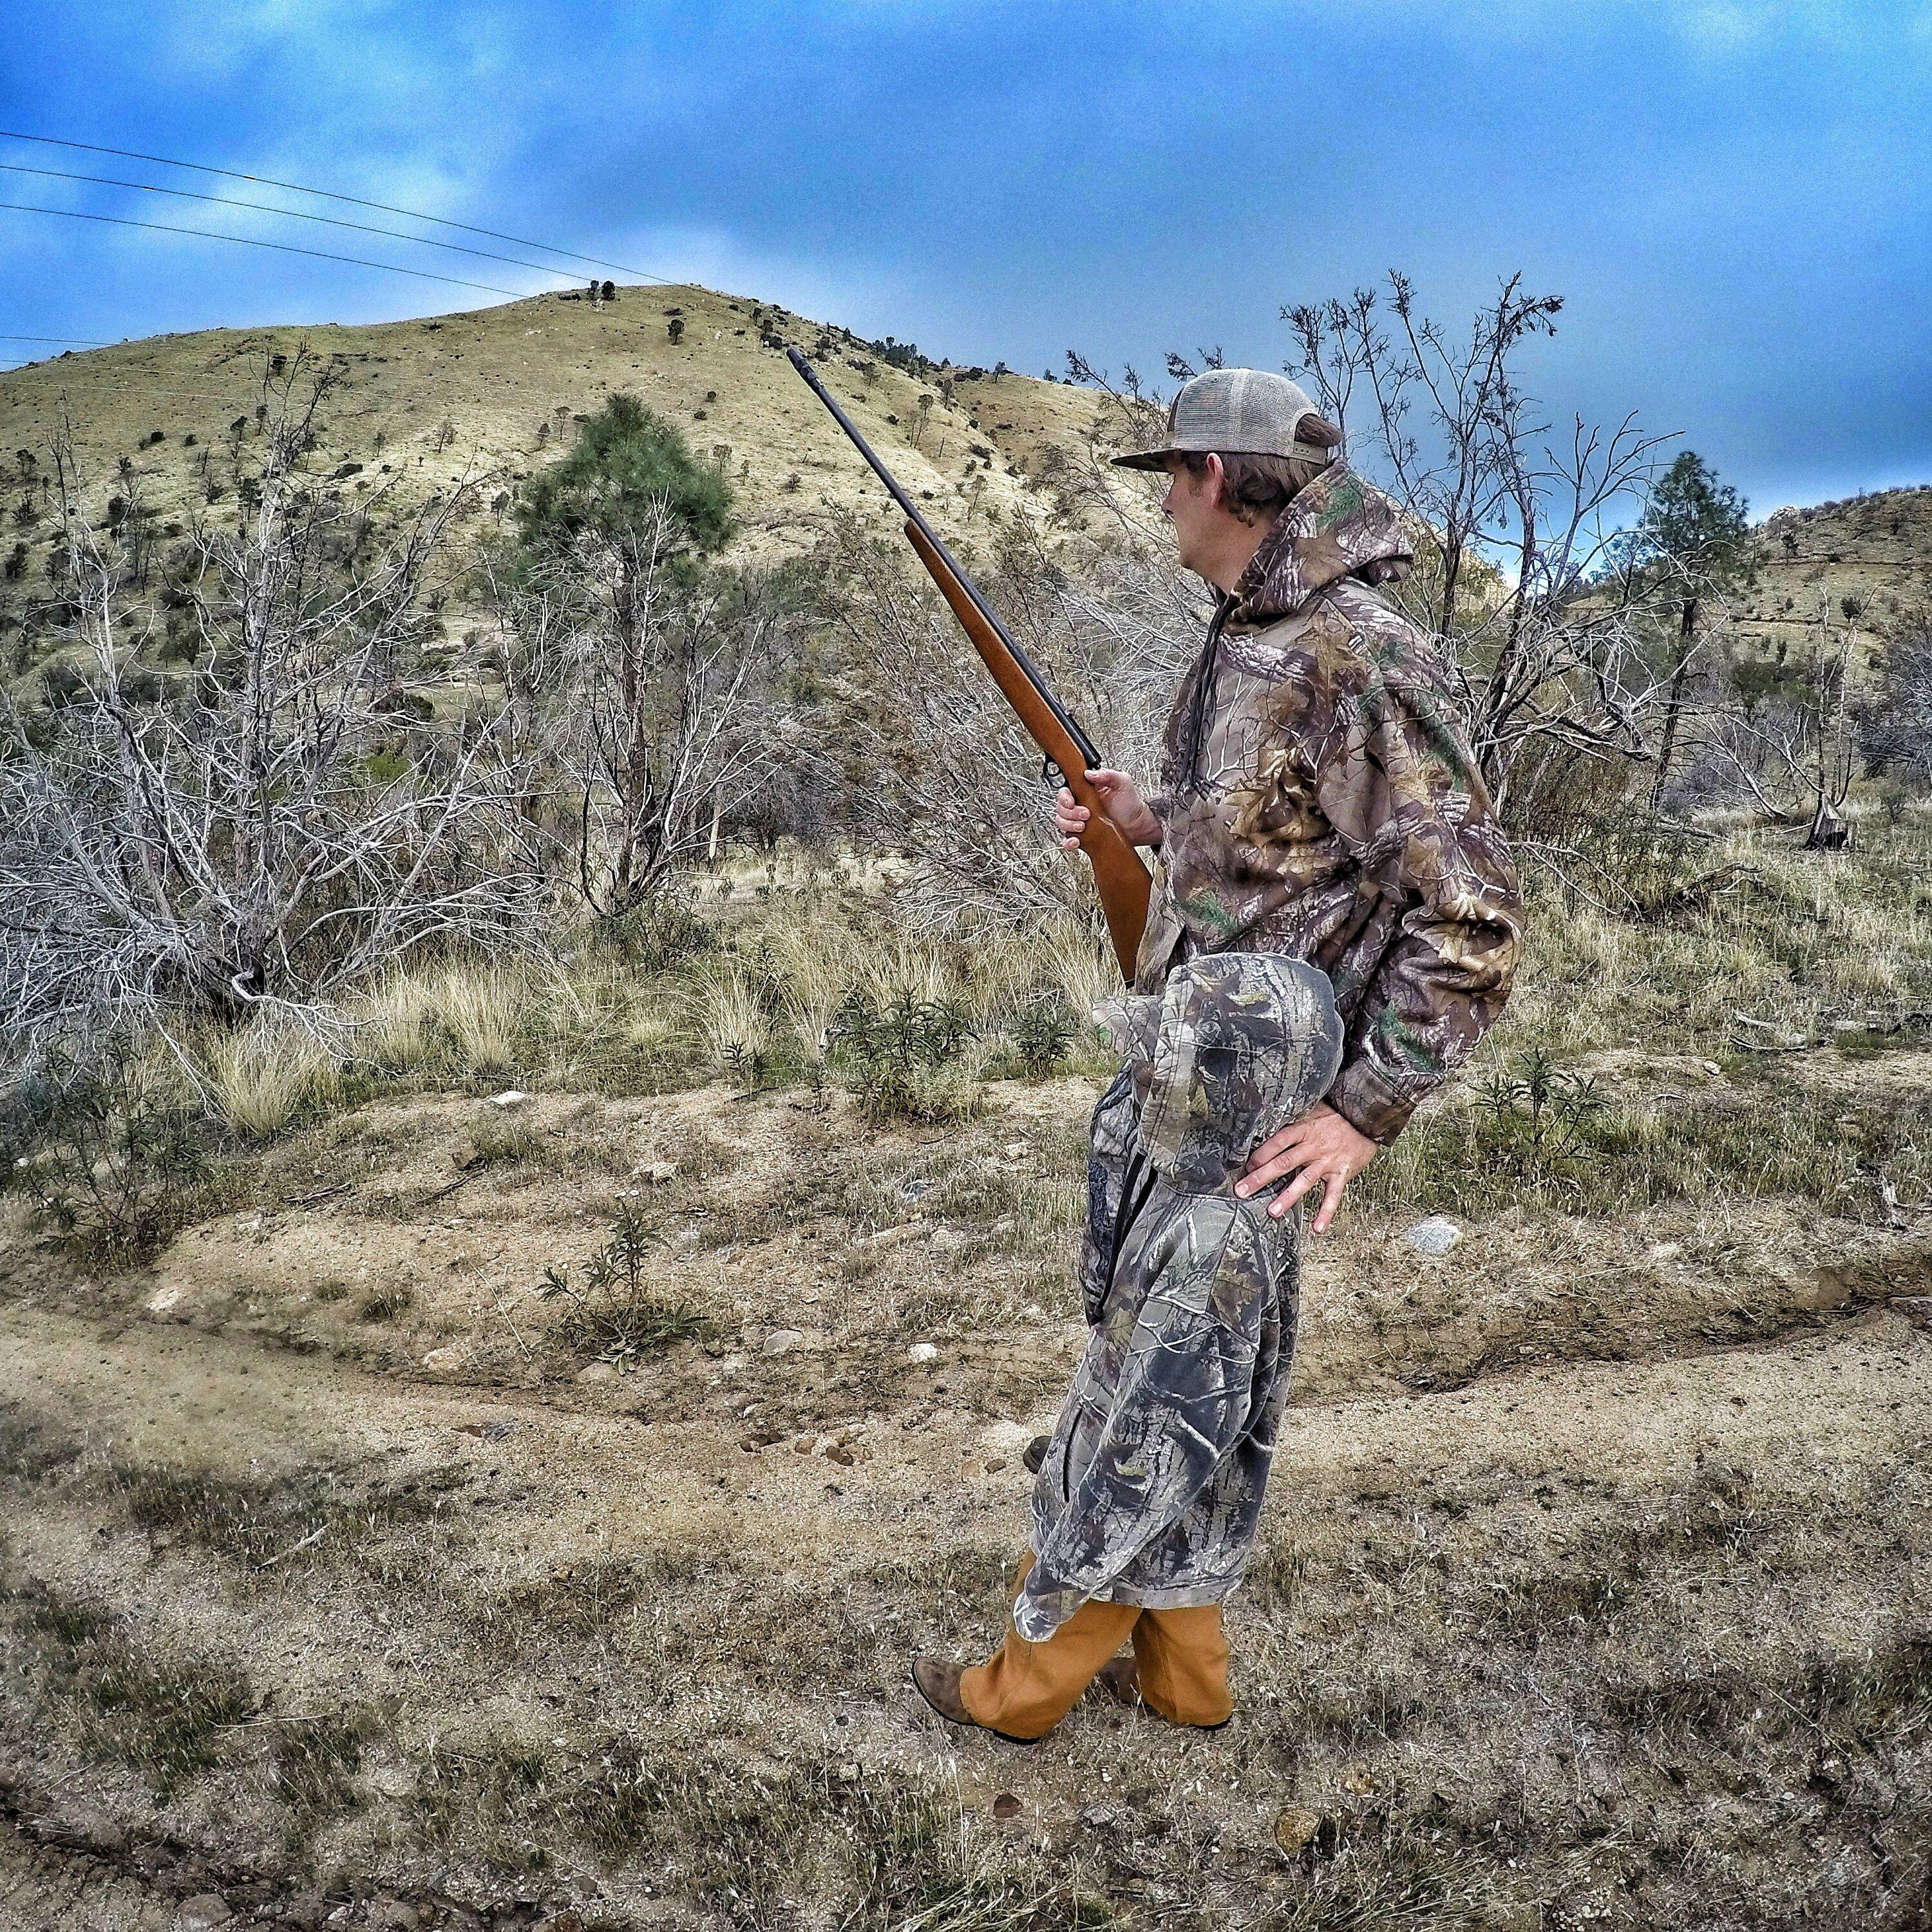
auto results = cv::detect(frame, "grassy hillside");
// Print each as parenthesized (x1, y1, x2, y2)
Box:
(0, 281, 1119, 605)
(1730, 483, 1932, 668)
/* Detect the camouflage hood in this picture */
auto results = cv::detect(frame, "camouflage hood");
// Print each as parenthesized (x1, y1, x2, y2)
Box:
(1222, 460, 1412, 632)
(1101, 952, 1343, 1188)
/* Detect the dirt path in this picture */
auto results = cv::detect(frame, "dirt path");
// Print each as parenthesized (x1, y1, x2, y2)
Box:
(6, 1294, 1926, 1584)
(5, 1184, 1931, 1930)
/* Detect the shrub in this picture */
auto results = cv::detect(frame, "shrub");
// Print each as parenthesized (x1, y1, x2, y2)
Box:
(1010, 994, 1077, 1078)
(830, 987, 982, 1125)
(0, 1046, 210, 1265)
(540, 1204, 717, 1370)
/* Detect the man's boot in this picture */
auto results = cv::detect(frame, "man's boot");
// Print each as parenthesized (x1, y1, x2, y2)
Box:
(1022, 1435, 1050, 1475)
(910, 1658, 1040, 1744)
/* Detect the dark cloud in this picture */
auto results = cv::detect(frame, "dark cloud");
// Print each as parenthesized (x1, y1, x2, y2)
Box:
(3, 0, 1927, 506)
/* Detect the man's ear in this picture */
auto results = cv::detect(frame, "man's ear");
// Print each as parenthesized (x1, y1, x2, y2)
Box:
(1200, 451, 1227, 513)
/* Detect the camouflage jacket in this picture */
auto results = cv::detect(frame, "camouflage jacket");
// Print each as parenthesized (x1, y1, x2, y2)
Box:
(1018, 952, 1344, 1641)
(1136, 462, 1523, 1146)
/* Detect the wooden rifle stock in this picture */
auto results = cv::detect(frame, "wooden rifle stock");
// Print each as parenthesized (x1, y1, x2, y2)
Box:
(786, 348, 1151, 981)
(899, 522, 1150, 978)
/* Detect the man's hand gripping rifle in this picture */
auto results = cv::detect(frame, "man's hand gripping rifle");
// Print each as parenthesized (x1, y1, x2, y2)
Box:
(788, 347, 1152, 981)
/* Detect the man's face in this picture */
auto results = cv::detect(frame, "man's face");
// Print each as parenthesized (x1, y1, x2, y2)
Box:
(1160, 454, 1222, 579)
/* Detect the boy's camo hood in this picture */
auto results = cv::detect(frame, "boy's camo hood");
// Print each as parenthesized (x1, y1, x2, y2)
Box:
(1101, 951, 1343, 1188)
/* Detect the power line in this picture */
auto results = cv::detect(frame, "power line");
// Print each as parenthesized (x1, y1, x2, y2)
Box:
(0, 332, 115, 346)
(0, 162, 583, 286)
(0, 202, 526, 298)
(0, 128, 675, 285)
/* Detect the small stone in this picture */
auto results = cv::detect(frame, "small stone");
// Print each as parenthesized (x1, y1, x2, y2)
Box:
(178, 1898, 232, 1931)
(992, 1791, 1023, 1819)
(907, 1341, 940, 1364)
(1405, 1215, 1461, 1257)
(1893, 1296, 1932, 1329)
(489, 1089, 529, 1110)
(984, 1457, 1007, 1473)
(930, 1226, 966, 1254)
(763, 1329, 803, 1356)
(281, 1899, 327, 1931)
(1081, 1804, 1115, 1828)
(146, 1285, 184, 1314)
(1273, 1804, 1321, 1856)
(1002, 1140, 1031, 1158)
(1650, 1241, 1683, 1260)
(826, 1443, 855, 1466)
(577, 1360, 617, 1383)
(421, 1344, 471, 1375)
(639, 1161, 676, 1185)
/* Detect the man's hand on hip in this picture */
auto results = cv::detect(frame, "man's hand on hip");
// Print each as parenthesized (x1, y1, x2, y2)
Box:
(1235, 1101, 1378, 1235)
(1055, 769, 1162, 849)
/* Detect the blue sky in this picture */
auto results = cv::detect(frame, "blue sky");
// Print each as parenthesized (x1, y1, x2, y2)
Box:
(3, 1, 1928, 513)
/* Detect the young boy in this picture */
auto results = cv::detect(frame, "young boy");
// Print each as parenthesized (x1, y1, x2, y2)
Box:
(913, 950, 1343, 1739)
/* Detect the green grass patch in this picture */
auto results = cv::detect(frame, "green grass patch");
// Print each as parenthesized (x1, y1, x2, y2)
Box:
(5, 1577, 252, 1794)
(111, 1460, 457, 1571)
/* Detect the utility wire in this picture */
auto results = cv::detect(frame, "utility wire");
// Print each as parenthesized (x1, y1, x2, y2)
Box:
(0, 202, 525, 298)
(0, 332, 115, 346)
(0, 162, 585, 285)
(0, 128, 674, 285)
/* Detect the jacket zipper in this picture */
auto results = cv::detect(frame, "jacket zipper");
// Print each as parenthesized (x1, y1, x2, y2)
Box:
(1180, 600, 1231, 800)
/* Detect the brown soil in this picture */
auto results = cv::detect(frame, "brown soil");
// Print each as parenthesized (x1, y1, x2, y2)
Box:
(3, 1077, 1931, 1930)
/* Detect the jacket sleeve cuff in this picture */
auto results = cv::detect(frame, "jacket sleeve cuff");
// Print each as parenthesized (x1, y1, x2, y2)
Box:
(1012, 1577, 1072, 1643)
(1327, 1056, 1422, 1148)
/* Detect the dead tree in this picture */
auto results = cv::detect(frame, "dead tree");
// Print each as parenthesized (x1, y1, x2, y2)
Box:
(496, 502, 791, 918)
(1283, 274, 1680, 814)
(1712, 601, 1857, 843)
(820, 512, 1198, 934)
(0, 361, 545, 1059)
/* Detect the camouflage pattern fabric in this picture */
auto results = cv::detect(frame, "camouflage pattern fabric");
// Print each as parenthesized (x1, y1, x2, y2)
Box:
(1017, 952, 1343, 1643)
(1136, 459, 1524, 1146)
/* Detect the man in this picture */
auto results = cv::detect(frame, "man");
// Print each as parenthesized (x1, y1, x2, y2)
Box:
(913, 368, 1524, 1739)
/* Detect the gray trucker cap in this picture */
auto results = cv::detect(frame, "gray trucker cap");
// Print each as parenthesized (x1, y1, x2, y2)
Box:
(1111, 367, 1335, 471)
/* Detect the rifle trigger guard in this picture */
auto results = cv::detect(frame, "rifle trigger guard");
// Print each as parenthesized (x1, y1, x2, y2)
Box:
(1041, 755, 1065, 789)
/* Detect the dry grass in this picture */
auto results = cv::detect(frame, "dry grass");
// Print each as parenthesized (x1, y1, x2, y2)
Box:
(198, 1020, 344, 1141)
(696, 961, 779, 1084)
(345, 954, 549, 1079)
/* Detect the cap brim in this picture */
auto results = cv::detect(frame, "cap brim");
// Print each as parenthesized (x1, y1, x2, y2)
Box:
(1110, 441, 1339, 472)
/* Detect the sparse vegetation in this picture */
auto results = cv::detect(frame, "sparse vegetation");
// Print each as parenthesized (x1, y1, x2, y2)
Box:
(4, 283, 1932, 1931)
(3, 1577, 252, 1794)
(541, 1200, 719, 1368)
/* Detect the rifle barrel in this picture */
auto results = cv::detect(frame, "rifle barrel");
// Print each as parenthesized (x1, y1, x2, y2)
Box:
(785, 347, 1103, 772)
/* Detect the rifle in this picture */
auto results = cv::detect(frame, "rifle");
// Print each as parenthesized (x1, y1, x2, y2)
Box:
(787, 347, 1152, 981)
